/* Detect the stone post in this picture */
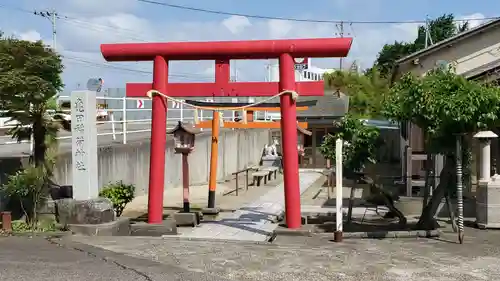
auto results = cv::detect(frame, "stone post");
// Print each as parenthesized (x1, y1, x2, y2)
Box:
(474, 130, 499, 229)
(334, 138, 343, 242)
(71, 90, 98, 200)
(473, 131, 498, 181)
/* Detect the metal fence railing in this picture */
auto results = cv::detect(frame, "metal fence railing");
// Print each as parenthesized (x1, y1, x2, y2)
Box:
(0, 95, 277, 151)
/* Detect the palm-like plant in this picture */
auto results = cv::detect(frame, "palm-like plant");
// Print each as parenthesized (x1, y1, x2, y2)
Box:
(0, 34, 67, 167)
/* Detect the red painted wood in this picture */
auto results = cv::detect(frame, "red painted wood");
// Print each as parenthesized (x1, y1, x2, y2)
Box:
(101, 38, 352, 61)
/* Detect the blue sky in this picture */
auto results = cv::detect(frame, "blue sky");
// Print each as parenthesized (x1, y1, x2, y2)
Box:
(0, 0, 498, 91)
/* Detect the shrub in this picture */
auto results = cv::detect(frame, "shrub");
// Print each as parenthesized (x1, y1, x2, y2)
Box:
(99, 181, 136, 217)
(1, 165, 50, 229)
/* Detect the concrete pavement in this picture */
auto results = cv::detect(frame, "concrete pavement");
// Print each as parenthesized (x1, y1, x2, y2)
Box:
(178, 170, 323, 241)
(68, 226, 500, 281)
(0, 236, 223, 281)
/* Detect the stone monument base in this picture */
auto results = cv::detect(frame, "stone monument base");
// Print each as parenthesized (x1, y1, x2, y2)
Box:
(56, 198, 115, 226)
(130, 219, 178, 236)
(173, 211, 201, 227)
(67, 217, 131, 236)
(202, 207, 220, 215)
(476, 176, 500, 229)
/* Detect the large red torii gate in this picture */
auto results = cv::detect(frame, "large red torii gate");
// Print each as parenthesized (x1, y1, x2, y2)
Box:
(100, 38, 352, 228)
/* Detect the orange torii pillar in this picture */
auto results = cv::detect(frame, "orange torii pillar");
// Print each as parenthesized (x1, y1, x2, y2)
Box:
(196, 106, 310, 209)
(100, 38, 352, 227)
(207, 111, 221, 209)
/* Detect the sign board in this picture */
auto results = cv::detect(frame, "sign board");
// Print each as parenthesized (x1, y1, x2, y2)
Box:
(71, 90, 98, 200)
(136, 99, 145, 109)
(294, 58, 309, 71)
(86, 78, 104, 92)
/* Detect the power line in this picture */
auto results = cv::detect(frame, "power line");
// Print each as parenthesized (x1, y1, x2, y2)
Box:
(1, 3, 497, 38)
(136, 0, 499, 24)
(0, 4, 155, 42)
(34, 9, 58, 50)
(64, 56, 212, 80)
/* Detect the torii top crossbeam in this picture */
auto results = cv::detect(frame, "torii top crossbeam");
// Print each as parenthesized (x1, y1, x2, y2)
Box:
(101, 38, 352, 61)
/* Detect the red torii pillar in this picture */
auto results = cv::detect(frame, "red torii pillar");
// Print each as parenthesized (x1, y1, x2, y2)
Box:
(100, 38, 352, 228)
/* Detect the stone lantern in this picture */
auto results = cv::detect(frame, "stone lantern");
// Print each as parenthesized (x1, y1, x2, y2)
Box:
(473, 130, 499, 229)
(168, 121, 199, 155)
(167, 121, 201, 227)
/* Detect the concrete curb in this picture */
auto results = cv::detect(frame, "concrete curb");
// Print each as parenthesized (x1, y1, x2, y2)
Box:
(317, 229, 441, 239)
(273, 228, 441, 239)
(159, 235, 275, 245)
(9, 231, 72, 238)
(273, 228, 313, 237)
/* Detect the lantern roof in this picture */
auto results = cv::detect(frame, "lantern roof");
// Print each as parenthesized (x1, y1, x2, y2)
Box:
(166, 121, 200, 135)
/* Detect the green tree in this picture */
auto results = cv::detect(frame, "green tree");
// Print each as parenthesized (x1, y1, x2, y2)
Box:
(382, 67, 500, 229)
(320, 115, 380, 178)
(323, 68, 389, 118)
(372, 14, 470, 76)
(319, 115, 407, 224)
(0, 34, 66, 166)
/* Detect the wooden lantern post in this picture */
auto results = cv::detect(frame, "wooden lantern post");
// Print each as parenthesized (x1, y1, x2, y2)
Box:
(167, 121, 200, 213)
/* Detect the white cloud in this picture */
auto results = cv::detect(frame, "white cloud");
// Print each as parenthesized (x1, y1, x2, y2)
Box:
(6, 3, 489, 90)
(267, 19, 293, 38)
(222, 15, 252, 34)
(54, 13, 429, 87)
(457, 13, 487, 29)
(16, 30, 42, 42)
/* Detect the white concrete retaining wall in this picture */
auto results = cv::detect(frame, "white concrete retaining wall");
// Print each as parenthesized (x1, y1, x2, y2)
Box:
(52, 129, 269, 195)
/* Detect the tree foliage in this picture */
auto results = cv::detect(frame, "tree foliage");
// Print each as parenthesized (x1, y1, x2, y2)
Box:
(0, 33, 65, 166)
(323, 68, 389, 118)
(383, 67, 500, 228)
(372, 14, 470, 76)
(383, 66, 500, 152)
(320, 115, 381, 178)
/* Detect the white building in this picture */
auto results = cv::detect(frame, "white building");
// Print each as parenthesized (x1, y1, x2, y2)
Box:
(259, 59, 335, 120)
(266, 59, 334, 82)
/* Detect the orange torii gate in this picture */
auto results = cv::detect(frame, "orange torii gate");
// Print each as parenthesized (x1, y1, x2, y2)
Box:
(185, 100, 315, 208)
(188, 99, 315, 129)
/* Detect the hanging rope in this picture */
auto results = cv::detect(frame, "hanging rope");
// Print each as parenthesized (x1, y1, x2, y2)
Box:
(145, 89, 299, 111)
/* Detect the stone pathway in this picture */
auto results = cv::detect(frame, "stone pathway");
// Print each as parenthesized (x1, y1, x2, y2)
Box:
(176, 170, 323, 241)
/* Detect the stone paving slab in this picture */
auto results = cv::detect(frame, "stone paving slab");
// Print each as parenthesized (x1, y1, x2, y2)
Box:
(176, 170, 323, 241)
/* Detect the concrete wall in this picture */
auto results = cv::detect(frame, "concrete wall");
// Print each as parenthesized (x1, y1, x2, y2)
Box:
(53, 129, 269, 195)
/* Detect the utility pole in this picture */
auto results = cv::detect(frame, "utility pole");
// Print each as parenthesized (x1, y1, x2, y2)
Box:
(424, 15, 434, 48)
(337, 21, 344, 70)
(34, 9, 57, 51)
